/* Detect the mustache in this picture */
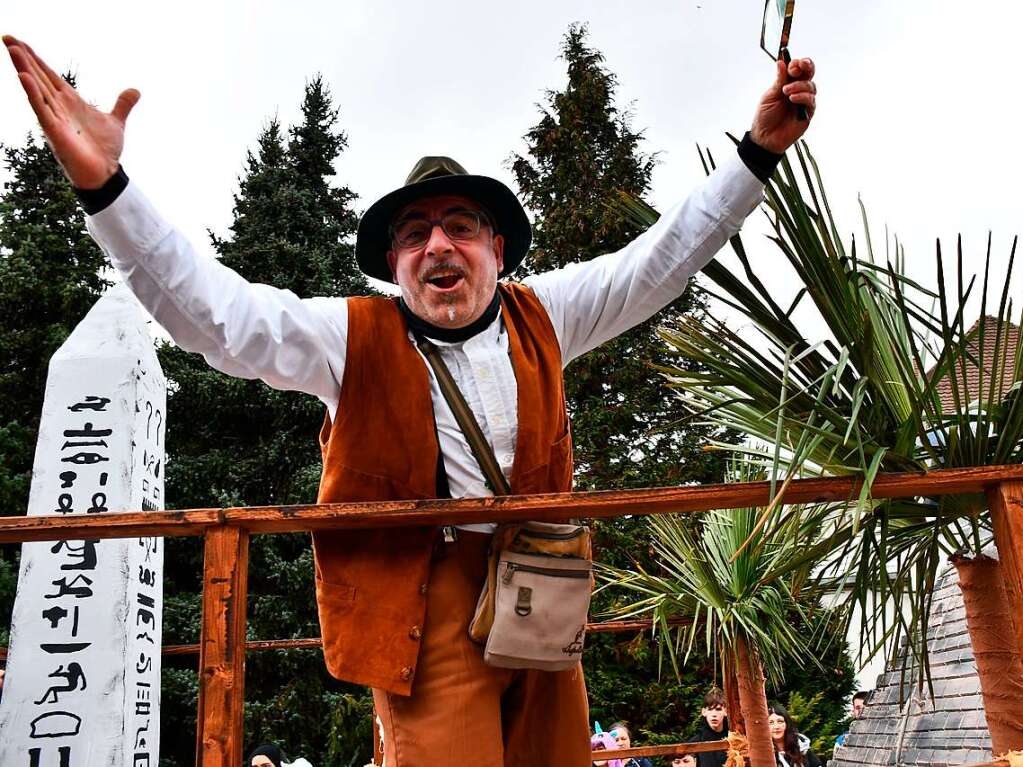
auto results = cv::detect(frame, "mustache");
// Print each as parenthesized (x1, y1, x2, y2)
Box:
(420, 262, 468, 282)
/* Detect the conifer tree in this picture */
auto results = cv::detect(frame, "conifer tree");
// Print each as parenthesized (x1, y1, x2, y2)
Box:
(511, 24, 722, 494)
(0, 118, 110, 644)
(157, 76, 373, 766)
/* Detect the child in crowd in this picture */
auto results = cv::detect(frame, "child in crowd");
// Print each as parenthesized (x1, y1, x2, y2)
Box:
(671, 753, 697, 767)
(689, 688, 729, 767)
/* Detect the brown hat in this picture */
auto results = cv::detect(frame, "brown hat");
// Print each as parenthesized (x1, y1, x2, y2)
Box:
(356, 156, 532, 283)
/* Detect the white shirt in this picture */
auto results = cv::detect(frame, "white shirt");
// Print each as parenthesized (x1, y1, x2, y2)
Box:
(86, 155, 763, 525)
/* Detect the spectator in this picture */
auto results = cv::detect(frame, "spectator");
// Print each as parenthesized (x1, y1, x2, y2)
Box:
(690, 688, 729, 767)
(592, 731, 625, 767)
(609, 721, 653, 767)
(766, 702, 822, 767)
(835, 690, 868, 746)
(0, 663, 5, 705)
(671, 753, 697, 767)
(248, 744, 314, 767)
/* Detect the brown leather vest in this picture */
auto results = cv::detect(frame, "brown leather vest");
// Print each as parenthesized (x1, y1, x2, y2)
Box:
(312, 283, 573, 695)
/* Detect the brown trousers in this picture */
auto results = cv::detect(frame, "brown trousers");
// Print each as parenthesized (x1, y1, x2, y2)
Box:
(372, 531, 591, 766)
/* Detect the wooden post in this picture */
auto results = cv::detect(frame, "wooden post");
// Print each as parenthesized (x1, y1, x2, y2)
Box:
(987, 481, 1023, 658)
(195, 526, 249, 767)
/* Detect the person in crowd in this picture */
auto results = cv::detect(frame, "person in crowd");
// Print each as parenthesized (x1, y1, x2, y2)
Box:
(0, 663, 6, 705)
(4, 32, 816, 767)
(592, 731, 625, 767)
(248, 744, 314, 767)
(767, 702, 822, 767)
(609, 721, 653, 767)
(690, 688, 729, 767)
(835, 690, 869, 746)
(671, 753, 697, 767)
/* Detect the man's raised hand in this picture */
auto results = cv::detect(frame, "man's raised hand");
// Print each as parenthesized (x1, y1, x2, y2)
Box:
(749, 57, 816, 155)
(4, 35, 138, 190)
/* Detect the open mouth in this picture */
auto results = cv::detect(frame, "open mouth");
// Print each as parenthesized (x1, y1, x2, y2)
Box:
(424, 273, 465, 291)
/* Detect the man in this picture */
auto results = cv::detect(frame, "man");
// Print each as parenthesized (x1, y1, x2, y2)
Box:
(835, 690, 869, 746)
(690, 688, 729, 767)
(4, 34, 816, 766)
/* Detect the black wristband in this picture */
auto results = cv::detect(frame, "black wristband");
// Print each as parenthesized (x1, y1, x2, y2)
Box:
(737, 132, 783, 184)
(73, 166, 129, 215)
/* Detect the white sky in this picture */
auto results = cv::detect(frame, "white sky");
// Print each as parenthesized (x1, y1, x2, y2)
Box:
(3, 0, 1022, 333)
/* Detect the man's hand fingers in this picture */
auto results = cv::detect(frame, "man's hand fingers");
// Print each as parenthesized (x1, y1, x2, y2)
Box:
(22, 40, 68, 93)
(782, 80, 817, 97)
(787, 57, 815, 81)
(111, 88, 140, 124)
(8, 43, 63, 113)
(17, 71, 60, 130)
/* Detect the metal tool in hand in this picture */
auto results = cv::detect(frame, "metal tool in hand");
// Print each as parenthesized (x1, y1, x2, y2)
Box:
(760, 0, 809, 121)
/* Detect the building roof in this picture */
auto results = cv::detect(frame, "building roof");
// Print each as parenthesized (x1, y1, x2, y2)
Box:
(832, 565, 991, 767)
(927, 316, 1021, 413)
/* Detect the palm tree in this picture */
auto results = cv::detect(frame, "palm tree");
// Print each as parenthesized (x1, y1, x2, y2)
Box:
(601, 458, 848, 767)
(611, 140, 1023, 750)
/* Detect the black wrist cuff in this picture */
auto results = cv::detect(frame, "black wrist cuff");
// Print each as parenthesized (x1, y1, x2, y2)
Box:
(74, 166, 129, 215)
(737, 132, 783, 184)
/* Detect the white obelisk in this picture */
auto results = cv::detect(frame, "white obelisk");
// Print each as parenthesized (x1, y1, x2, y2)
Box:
(0, 284, 165, 767)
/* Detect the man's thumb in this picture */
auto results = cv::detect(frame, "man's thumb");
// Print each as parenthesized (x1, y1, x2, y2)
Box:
(770, 59, 788, 92)
(111, 88, 140, 123)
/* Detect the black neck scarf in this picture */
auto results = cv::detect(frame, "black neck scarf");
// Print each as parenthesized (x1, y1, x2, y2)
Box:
(398, 290, 501, 343)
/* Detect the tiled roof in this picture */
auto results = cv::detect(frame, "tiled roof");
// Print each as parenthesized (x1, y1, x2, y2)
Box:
(832, 566, 991, 767)
(927, 316, 1021, 413)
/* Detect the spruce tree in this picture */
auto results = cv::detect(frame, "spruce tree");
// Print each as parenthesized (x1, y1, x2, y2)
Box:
(0, 121, 110, 644)
(157, 77, 373, 766)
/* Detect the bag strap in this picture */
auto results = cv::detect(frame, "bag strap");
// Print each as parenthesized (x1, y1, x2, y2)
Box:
(415, 335, 513, 496)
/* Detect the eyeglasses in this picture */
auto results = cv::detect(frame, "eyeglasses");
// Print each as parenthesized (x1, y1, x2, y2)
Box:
(390, 210, 491, 250)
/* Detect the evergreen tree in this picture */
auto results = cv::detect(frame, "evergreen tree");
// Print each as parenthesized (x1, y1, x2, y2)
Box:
(511, 24, 853, 745)
(0, 117, 111, 643)
(157, 77, 374, 767)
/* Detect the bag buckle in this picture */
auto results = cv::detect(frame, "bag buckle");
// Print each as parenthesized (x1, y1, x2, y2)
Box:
(515, 586, 533, 616)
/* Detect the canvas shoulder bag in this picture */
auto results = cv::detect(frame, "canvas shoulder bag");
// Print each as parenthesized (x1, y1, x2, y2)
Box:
(415, 335, 592, 671)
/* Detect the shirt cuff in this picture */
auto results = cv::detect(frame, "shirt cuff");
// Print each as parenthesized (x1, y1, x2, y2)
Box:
(737, 132, 783, 184)
(73, 166, 129, 215)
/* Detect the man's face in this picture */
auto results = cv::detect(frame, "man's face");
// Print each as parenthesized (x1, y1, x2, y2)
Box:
(702, 705, 727, 732)
(673, 755, 697, 767)
(610, 727, 631, 749)
(386, 195, 504, 329)
(852, 697, 865, 718)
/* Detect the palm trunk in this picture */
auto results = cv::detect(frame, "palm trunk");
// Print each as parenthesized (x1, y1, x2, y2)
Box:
(721, 646, 746, 734)
(954, 553, 1023, 753)
(734, 634, 774, 767)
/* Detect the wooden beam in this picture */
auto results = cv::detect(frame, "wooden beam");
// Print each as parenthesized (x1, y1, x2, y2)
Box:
(988, 481, 1023, 660)
(195, 527, 249, 767)
(593, 739, 728, 760)
(2, 465, 1022, 543)
(155, 618, 694, 659)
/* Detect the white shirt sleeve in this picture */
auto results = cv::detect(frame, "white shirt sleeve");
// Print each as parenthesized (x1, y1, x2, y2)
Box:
(523, 153, 764, 366)
(86, 183, 348, 417)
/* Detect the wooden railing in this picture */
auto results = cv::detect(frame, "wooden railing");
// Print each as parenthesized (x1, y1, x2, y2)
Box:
(2, 465, 1022, 766)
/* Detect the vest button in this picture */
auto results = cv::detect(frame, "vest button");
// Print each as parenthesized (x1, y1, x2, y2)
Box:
(409, 625, 422, 640)
(419, 583, 428, 595)
(399, 666, 414, 682)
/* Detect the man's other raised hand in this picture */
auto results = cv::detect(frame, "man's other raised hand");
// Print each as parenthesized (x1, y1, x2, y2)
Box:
(750, 57, 817, 155)
(4, 35, 138, 190)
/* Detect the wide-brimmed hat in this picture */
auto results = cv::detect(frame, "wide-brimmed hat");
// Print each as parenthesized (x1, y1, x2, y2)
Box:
(356, 156, 532, 283)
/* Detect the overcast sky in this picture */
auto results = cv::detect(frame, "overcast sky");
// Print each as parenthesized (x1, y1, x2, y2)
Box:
(3, 0, 1022, 334)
